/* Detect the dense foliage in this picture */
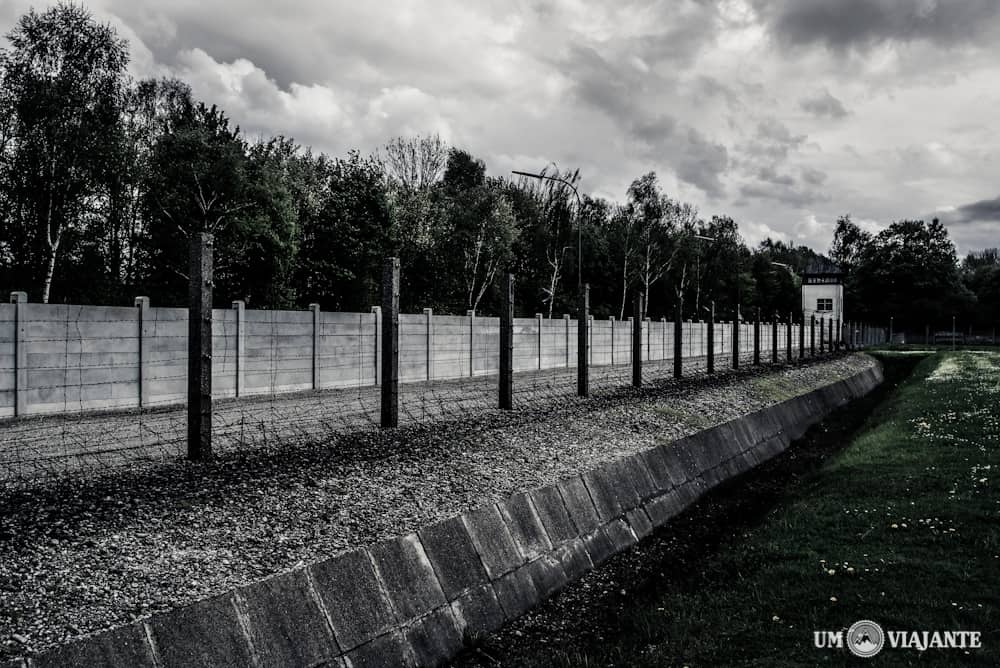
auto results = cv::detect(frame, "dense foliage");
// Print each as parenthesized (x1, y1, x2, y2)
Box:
(0, 4, 995, 329)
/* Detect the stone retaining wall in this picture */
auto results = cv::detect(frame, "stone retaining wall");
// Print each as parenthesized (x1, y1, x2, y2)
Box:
(8, 362, 883, 668)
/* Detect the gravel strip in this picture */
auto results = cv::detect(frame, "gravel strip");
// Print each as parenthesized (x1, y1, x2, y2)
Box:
(0, 353, 876, 659)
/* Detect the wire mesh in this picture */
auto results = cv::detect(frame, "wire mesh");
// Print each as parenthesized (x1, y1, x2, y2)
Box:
(0, 295, 870, 490)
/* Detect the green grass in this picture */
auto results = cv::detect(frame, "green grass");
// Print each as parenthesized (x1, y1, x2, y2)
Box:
(520, 352, 1000, 666)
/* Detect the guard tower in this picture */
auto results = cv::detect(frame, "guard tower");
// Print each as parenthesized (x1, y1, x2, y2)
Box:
(801, 258, 844, 323)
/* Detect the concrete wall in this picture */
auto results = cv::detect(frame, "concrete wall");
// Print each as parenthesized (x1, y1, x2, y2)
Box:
(10, 360, 884, 668)
(0, 296, 877, 419)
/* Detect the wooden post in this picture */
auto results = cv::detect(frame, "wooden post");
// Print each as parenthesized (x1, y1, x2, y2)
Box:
(732, 305, 740, 370)
(135, 296, 150, 407)
(632, 292, 643, 387)
(706, 301, 715, 375)
(771, 313, 778, 363)
(819, 316, 825, 353)
(673, 303, 683, 379)
(810, 315, 816, 356)
(10, 291, 27, 417)
(499, 274, 514, 409)
(753, 308, 761, 365)
(187, 232, 213, 461)
(577, 284, 589, 397)
(799, 314, 805, 359)
(381, 257, 400, 428)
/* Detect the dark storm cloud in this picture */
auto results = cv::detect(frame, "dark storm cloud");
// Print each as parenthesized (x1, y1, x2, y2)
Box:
(799, 89, 848, 119)
(738, 181, 829, 207)
(941, 195, 1000, 223)
(754, 0, 1000, 50)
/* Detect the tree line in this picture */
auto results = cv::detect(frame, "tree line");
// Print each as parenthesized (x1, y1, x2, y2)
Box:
(1, 3, 997, 329)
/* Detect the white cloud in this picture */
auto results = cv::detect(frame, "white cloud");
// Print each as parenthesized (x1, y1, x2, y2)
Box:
(2, 0, 999, 252)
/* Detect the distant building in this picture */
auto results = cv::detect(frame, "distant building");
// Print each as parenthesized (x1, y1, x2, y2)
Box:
(801, 258, 844, 323)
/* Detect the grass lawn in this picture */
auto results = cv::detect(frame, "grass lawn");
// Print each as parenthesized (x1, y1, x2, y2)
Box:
(493, 352, 1000, 666)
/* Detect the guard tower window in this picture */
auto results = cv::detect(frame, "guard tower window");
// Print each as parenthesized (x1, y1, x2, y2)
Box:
(816, 298, 833, 312)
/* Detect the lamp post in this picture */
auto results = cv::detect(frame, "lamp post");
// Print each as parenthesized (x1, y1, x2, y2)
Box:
(512, 169, 584, 287)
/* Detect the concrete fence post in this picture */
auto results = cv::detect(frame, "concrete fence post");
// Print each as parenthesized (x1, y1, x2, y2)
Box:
(10, 291, 27, 417)
(753, 308, 761, 365)
(706, 301, 715, 375)
(381, 257, 400, 428)
(310, 303, 321, 390)
(645, 317, 651, 362)
(563, 313, 571, 367)
(632, 292, 643, 387)
(423, 308, 433, 381)
(661, 316, 666, 361)
(499, 274, 513, 410)
(187, 232, 213, 461)
(467, 310, 475, 377)
(577, 285, 589, 397)
(830, 318, 836, 352)
(609, 316, 616, 366)
(732, 305, 741, 370)
(371, 306, 382, 385)
(771, 314, 778, 363)
(924, 323, 930, 346)
(535, 313, 543, 370)
(673, 304, 683, 379)
(135, 296, 150, 408)
(231, 300, 245, 397)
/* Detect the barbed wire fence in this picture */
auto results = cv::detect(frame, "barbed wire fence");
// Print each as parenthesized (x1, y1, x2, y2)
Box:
(0, 238, 892, 490)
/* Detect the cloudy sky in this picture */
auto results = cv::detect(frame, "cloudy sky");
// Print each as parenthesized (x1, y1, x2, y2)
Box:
(3, 0, 998, 253)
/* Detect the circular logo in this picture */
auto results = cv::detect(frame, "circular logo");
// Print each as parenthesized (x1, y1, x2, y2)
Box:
(847, 620, 885, 658)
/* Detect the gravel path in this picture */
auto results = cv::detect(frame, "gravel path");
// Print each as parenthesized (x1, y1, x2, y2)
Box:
(1, 353, 735, 486)
(0, 352, 875, 660)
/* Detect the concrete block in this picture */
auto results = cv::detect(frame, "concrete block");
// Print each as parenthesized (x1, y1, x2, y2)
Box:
(643, 492, 683, 527)
(404, 606, 464, 668)
(525, 553, 569, 600)
(601, 518, 638, 553)
(237, 569, 339, 667)
(492, 565, 540, 620)
(148, 594, 254, 668)
(369, 534, 447, 624)
(31, 624, 155, 668)
(625, 507, 654, 540)
(497, 492, 552, 560)
(637, 446, 675, 493)
(529, 484, 577, 544)
(418, 515, 489, 600)
(581, 469, 623, 520)
(556, 475, 601, 534)
(309, 549, 396, 651)
(581, 524, 617, 566)
(344, 632, 413, 668)
(603, 459, 642, 511)
(622, 455, 658, 502)
(657, 445, 691, 488)
(450, 584, 506, 644)
(552, 537, 594, 581)
(461, 503, 523, 579)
